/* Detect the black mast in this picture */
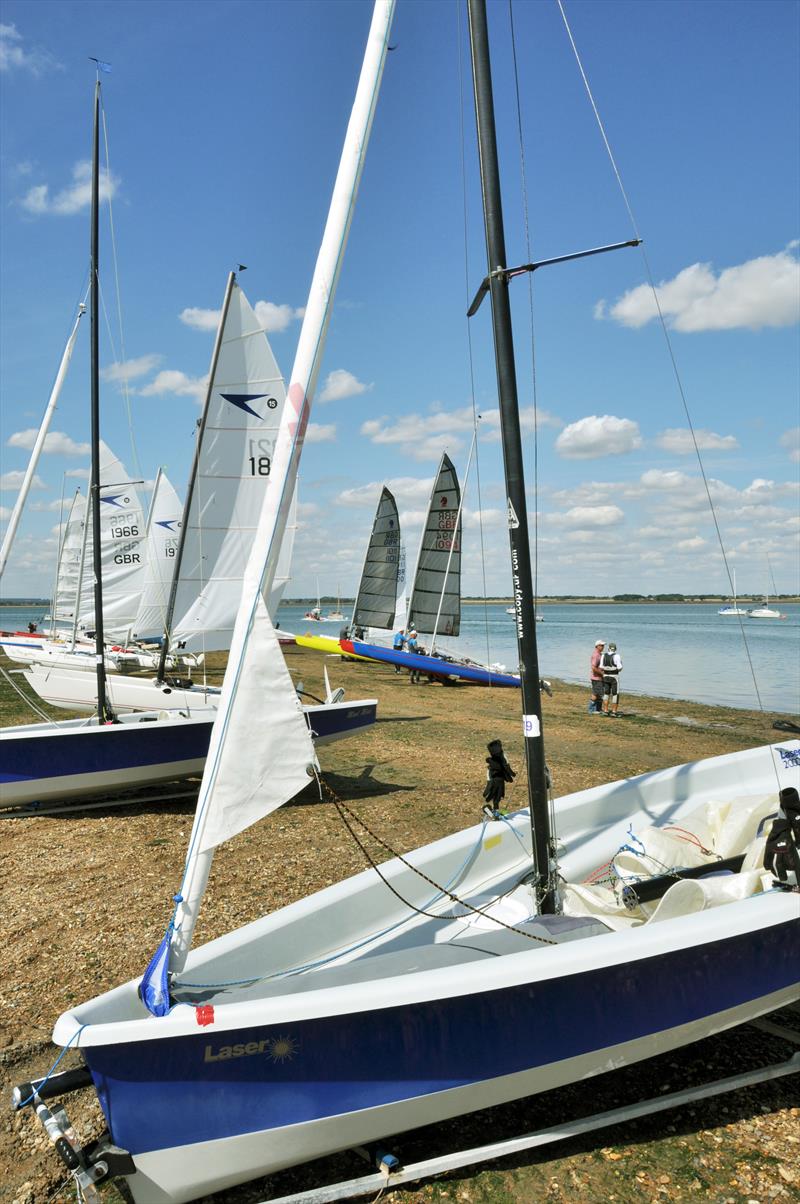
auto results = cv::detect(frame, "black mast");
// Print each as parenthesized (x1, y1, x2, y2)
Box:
(467, 0, 555, 913)
(89, 80, 110, 722)
(155, 270, 237, 682)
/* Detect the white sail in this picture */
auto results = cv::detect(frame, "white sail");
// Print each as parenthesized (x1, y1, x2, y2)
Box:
(267, 482, 297, 619)
(75, 441, 147, 640)
(166, 0, 394, 975)
(395, 540, 408, 630)
(50, 490, 87, 625)
(407, 452, 461, 636)
(352, 486, 400, 630)
(170, 284, 287, 652)
(131, 470, 182, 640)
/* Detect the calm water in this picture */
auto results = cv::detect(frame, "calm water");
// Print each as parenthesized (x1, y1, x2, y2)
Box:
(3, 601, 798, 714)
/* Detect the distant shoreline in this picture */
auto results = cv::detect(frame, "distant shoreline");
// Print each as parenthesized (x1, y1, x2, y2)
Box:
(2, 597, 799, 609)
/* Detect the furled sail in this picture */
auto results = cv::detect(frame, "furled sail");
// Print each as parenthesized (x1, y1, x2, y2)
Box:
(407, 452, 461, 637)
(352, 486, 400, 630)
(131, 470, 182, 641)
(76, 440, 147, 639)
(169, 284, 287, 652)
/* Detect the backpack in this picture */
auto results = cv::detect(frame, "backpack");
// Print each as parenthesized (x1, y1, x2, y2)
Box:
(602, 651, 616, 671)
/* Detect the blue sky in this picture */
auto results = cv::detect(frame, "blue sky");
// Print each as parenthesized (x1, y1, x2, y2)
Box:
(1, 0, 798, 602)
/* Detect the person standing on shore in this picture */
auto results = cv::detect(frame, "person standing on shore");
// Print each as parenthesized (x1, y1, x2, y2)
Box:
(601, 642, 623, 716)
(392, 626, 406, 674)
(589, 640, 605, 713)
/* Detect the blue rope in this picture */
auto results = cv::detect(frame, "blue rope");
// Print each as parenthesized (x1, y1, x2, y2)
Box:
(17, 1024, 88, 1109)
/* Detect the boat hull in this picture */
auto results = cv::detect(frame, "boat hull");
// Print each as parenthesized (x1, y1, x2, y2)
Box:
(80, 910, 799, 1204)
(0, 697, 377, 807)
(343, 637, 520, 687)
(48, 741, 800, 1202)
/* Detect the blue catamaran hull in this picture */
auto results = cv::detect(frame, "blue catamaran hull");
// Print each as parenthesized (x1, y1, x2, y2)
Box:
(342, 638, 521, 687)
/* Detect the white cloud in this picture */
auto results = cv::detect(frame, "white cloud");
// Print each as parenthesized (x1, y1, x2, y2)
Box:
(6, 429, 90, 455)
(253, 300, 304, 333)
(66, 467, 91, 479)
(599, 246, 800, 332)
(139, 369, 209, 404)
(1, 471, 46, 491)
(20, 161, 118, 216)
(655, 428, 739, 454)
(305, 423, 336, 443)
(640, 469, 692, 491)
(0, 23, 59, 75)
(0, 506, 11, 519)
(180, 299, 303, 334)
(780, 427, 800, 464)
(30, 498, 76, 512)
(102, 355, 163, 385)
(551, 505, 625, 528)
(555, 415, 642, 460)
(319, 369, 371, 403)
(179, 307, 221, 332)
(337, 475, 436, 508)
(675, 536, 707, 550)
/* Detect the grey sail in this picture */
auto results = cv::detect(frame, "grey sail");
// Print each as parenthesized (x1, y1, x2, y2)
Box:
(407, 452, 461, 637)
(352, 486, 400, 630)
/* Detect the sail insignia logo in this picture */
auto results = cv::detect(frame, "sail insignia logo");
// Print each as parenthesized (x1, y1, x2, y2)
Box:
(101, 493, 130, 508)
(156, 518, 180, 531)
(204, 1034, 299, 1064)
(221, 392, 275, 420)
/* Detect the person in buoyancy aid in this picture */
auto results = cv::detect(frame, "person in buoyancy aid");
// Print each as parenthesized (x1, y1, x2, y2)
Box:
(392, 626, 406, 674)
(601, 642, 622, 716)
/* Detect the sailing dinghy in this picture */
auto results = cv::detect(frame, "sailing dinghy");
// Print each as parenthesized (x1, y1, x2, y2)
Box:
(12, 6, 798, 1204)
(19, 274, 376, 739)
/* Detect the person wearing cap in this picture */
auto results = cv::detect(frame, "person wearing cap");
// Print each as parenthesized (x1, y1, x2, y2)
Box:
(589, 640, 605, 713)
(406, 628, 421, 683)
(600, 642, 623, 716)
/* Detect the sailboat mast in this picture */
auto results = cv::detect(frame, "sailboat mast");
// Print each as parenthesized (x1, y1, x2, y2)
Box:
(467, 0, 555, 913)
(155, 270, 237, 681)
(89, 80, 110, 722)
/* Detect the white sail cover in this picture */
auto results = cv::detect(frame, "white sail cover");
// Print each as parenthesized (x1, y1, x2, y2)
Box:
(76, 441, 148, 639)
(51, 490, 87, 624)
(170, 284, 287, 652)
(353, 486, 400, 630)
(131, 471, 182, 640)
(407, 453, 461, 637)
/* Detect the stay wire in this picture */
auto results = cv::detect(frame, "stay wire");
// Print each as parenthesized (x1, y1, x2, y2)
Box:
(99, 91, 143, 483)
(508, 0, 541, 613)
(555, 0, 771, 732)
(457, 0, 493, 676)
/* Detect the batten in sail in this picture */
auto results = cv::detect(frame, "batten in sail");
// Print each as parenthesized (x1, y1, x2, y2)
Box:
(407, 452, 461, 637)
(352, 486, 400, 630)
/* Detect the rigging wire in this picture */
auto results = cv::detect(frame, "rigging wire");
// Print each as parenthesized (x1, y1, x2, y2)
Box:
(99, 91, 143, 484)
(554, 0, 772, 732)
(457, 0, 494, 676)
(508, 0, 541, 615)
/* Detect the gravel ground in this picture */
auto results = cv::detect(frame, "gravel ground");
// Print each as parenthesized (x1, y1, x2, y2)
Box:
(1, 645, 798, 1203)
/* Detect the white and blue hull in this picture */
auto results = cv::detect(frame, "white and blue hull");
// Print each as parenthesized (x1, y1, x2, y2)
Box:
(50, 742, 800, 1203)
(0, 698, 377, 808)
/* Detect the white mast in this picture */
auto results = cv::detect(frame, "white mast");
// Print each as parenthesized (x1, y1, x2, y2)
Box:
(167, 0, 395, 975)
(0, 305, 85, 581)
